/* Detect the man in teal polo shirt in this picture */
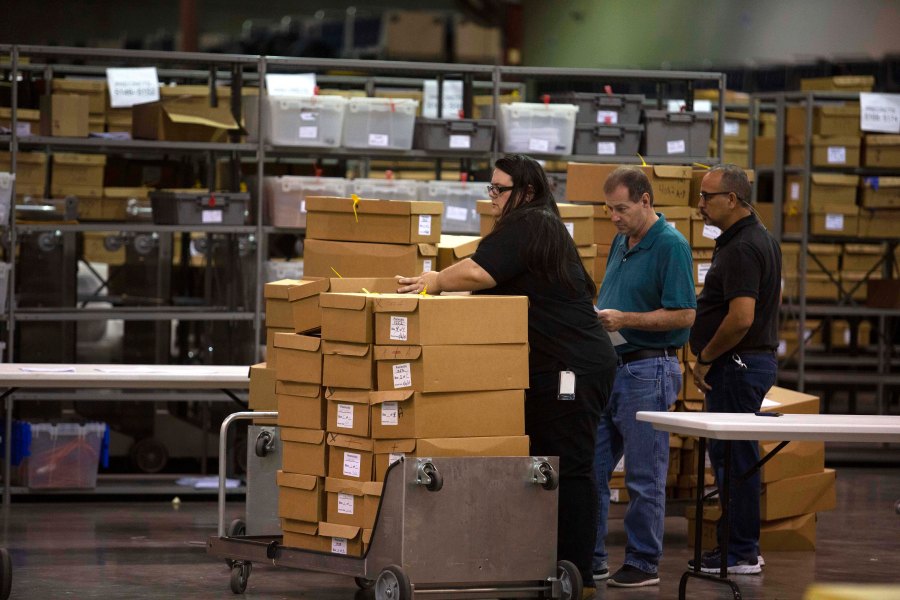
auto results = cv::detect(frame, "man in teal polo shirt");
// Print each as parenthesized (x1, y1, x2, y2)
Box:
(593, 167, 696, 588)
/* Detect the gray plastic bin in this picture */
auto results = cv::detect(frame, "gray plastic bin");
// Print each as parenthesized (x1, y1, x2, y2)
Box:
(553, 92, 644, 125)
(413, 118, 496, 152)
(574, 123, 644, 157)
(642, 110, 714, 157)
(150, 191, 249, 225)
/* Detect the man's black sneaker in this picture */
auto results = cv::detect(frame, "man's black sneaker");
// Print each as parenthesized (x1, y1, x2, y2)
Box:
(689, 547, 765, 571)
(606, 565, 660, 587)
(592, 562, 609, 581)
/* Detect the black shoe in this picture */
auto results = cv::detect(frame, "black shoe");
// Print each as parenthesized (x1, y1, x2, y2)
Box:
(607, 564, 660, 587)
(687, 547, 721, 570)
(592, 562, 609, 581)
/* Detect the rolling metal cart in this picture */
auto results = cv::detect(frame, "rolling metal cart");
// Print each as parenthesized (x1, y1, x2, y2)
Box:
(208, 411, 581, 599)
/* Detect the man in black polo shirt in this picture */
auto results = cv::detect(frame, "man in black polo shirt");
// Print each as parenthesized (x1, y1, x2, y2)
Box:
(689, 164, 781, 575)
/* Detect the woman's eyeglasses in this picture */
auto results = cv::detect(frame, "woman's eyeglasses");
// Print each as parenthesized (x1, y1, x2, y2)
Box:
(486, 184, 514, 197)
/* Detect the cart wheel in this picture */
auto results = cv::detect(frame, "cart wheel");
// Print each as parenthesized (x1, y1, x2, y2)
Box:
(0, 548, 11, 600)
(255, 431, 273, 457)
(354, 576, 375, 589)
(227, 519, 246, 537)
(422, 463, 443, 492)
(230, 561, 251, 594)
(375, 565, 412, 600)
(130, 437, 169, 474)
(539, 462, 559, 491)
(556, 560, 582, 600)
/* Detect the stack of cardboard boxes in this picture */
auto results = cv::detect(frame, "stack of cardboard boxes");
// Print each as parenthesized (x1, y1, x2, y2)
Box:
(50, 79, 106, 134)
(50, 153, 106, 221)
(0, 151, 46, 201)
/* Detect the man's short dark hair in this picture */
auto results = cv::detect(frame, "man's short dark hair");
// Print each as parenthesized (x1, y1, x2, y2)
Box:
(709, 164, 752, 205)
(603, 167, 654, 205)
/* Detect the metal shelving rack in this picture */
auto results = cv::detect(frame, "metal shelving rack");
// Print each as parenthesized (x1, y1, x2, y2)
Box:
(750, 90, 899, 415)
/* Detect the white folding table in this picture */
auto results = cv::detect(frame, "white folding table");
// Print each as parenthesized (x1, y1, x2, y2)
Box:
(636, 411, 900, 600)
(0, 363, 250, 505)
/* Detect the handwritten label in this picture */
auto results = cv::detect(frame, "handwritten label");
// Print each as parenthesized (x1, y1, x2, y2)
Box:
(381, 402, 399, 426)
(331, 537, 348, 555)
(698, 263, 711, 284)
(299, 126, 318, 139)
(827, 146, 846, 164)
(422, 80, 463, 119)
(336, 403, 354, 429)
(723, 120, 740, 136)
(449, 135, 471, 149)
(667, 139, 686, 154)
(446, 206, 468, 221)
(418, 215, 432, 236)
(265, 73, 316, 97)
(202, 210, 223, 224)
(343, 452, 361, 478)
(528, 138, 550, 153)
(369, 133, 389, 147)
(596, 110, 618, 124)
(106, 67, 160, 108)
(337, 493, 355, 515)
(825, 213, 844, 231)
(860, 92, 900, 133)
(392, 363, 412, 389)
(790, 182, 800, 200)
(389, 316, 408, 341)
(422, 259, 433, 272)
(596, 141, 617, 155)
(565, 222, 575, 238)
(702, 224, 722, 240)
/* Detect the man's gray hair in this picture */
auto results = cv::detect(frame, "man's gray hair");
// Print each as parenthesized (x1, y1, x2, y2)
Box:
(709, 164, 752, 205)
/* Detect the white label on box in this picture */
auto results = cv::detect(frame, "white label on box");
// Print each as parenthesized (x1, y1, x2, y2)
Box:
(422, 80, 463, 119)
(389, 452, 405, 465)
(337, 403, 354, 429)
(528, 138, 550, 152)
(300, 111, 316, 121)
(389, 316, 408, 341)
(265, 73, 316, 97)
(369, 133, 389, 147)
(106, 67, 160, 108)
(565, 222, 575, 238)
(422, 259, 433, 272)
(446, 206, 468, 221)
(667, 139, 686, 154)
(381, 402, 399, 426)
(596, 110, 618, 125)
(724, 120, 740, 136)
(331, 537, 348, 555)
(596, 141, 617, 155)
(16, 123, 31, 137)
(202, 210, 223, 224)
(702, 224, 722, 239)
(337, 493, 355, 515)
(418, 215, 432, 236)
(392, 363, 412, 389)
(668, 221, 677, 229)
(844, 329, 852, 345)
(343, 452, 361, 478)
(803, 328, 813, 342)
(791, 182, 800, 200)
(667, 99, 713, 113)
(825, 213, 845, 231)
(449, 134, 471, 149)
(299, 125, 318, 139)
(827, 146, 846, 164)
(698, 263, 711, 284)
(777, 339, 787, 356)
(610, 488, 621, 502)
(860, 92, 900, 134)
(613, 457, 625, 473)
(301, 200, 307, 213)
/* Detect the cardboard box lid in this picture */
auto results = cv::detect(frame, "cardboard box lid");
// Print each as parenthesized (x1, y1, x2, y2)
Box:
(843, 243, 885, 255)
(809, 173, 860, 186)
(285, 278, 330, 301)
(0, 151, 46, 164)
(161, 99, 239, 129)
(281, 427, 326, 444)
(374, 345, 422, 361)
(281, 519, 319, 535)
(276, 470, 319, 490)
(329, 277, 400, 294)
(318, 521, 362, 540)
(811, 203, 859, 216)
(370, 390, 415, 406)
(438, 235, 481, 258)
(373, 438, 417, 454)
(103, 187, 150, 199)
(818, 104, 860, 117)
(651, 165, 692, 179)
(324, 387, 370, 405)
(52, 153, 107, 166)
(418, 243, 439, 257)
(319, 292, 373, 312)
(865, 134, 900, 147)
(326, 432, 374, 451)
(52, 79, 106, 93)
(577, 245, 597, 258)
(557, 203, 594, 218)
(50, 183, 103, 197)
(275, 380, 321, 398)
(660, 206, 694, 219)
(0, 107, 40, 120)
(476, 199, 493, 215)
(861, 176, 900, 189)
(306, 196, 443, 217)
(415, 435, 529, 455)
(324, 477, 368, 496)
(322, 341, 372, 358)
(274, 332, 322, 352)
(363, 481, 384, 495)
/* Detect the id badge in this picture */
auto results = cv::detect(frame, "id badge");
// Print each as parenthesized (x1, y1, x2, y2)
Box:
(558, 370, 576, 401)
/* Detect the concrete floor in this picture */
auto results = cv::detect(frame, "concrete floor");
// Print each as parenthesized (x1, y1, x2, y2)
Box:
(2, 467, 899, 599)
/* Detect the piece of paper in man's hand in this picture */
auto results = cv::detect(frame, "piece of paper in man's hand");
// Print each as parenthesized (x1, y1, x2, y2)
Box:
(607, 330, 627, 346)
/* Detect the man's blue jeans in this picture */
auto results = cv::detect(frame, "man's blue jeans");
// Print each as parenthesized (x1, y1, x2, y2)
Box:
(593, 355, 681, 574)
(705, 351, 777, 562)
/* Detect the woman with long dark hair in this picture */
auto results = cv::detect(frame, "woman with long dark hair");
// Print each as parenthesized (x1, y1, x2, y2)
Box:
(398, 154, 617, 594)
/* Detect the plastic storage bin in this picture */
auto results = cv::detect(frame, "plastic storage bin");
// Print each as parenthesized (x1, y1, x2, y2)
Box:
(419, 180, 486, 234)
(342, 97, 418, 150)
(573, 123, 644, 157)
(553, 92, 644, 125)
(150, 191, 249, 225)
(265, 260, 304, 282)
(350, 178, 421, 201)
(499, 103, 579, 155)
(25, 422, 107, 489)
(263, 176, 348, 228)
(413, 118, 496, 153)
(0, 172, 13, 225)
(642, 110, 714, 157)
(245, 95, 347, 147)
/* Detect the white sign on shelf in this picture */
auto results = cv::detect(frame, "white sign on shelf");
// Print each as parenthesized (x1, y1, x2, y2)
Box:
(666, 99, 713, 113)
(860, 93, 900, 134)
(423, 80, 463, 119)
(106, 67, 160, 108)
(265, 73, 316, 97)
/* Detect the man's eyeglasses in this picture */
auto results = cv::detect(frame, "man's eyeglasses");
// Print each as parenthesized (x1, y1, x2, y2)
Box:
(698, 191, 734, 202)
(486, 184, 514, 197)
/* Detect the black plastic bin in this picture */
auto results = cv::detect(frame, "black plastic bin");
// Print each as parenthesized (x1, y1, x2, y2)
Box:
(150, 191, 249, 226)
(413, 118, 496, 152)
(574, 123, 644, 157)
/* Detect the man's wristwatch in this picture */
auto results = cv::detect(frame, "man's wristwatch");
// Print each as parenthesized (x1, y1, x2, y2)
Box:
(697, 349, 715, 366)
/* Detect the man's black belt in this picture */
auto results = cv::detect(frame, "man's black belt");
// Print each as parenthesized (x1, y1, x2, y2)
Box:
(618, 347, 678, 365)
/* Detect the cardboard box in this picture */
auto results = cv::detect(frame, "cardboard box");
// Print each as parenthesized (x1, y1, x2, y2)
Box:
(454, 18, 503, 64)
(318, 521, 366, 557)
(860, 176, 900, 209)
(277, 471, 325, 522)
(858, 208, 900, 238)
(0, 151, 47, 187)
(688, 508, 817, 551)
(326, 433, 375, 482)
(383, 10, 446, 61)
(763, 385, 820, 415)
(841, 243, 881, 272)
(787, 135, 861, 168)
(374, 343, 529, 393)
(754, 202, 776, 231)
(590, 205, 620, 246)
(761, 469, 836, 521)
(372, 294, 528, 346)
(303, 239, 438, 279)
(437, 235, 481, 270)
(759, 440, 825, 483)
(0, 107, 40, 136)
(306, 197, 443, 245)
(786, 104, 861, 137)
(831, 318, 872, 348)
(754, 136, 776, 166)
(594, 244, 611, 283)
(476, 201, 593, 245)
(783, 203, 859, 237)
(863, 135, 900, 168)
(800, 75, 874, 92)
(101, 187, 149, 221)
(51, 79, 107, 114)
(720, 140, 750, 168)
(281, 427, 327, 476)
(372, 435, 530, 480)
(265, 326, 292, 368)
(692, 249, 713, 286)
(369, 388, 525, 439)
(132, 97, 239, 142)
(324, 478, 382, 528)
(566, 162, 691, 206)
(273, 333, 323, 384)
(322, 342, 375, 389)
(690, 214, 721, 249)
(51, 153, 106, 189)
(326, 388, 371, 437)
(248, 363, 277, 411)
(282, 519, 330, 552)
(784, 173, 859, 208)
(40, 94, 90, 137)
(782, 274, 839, 301)
(82, 231, 126, 264)
(578, 245, 596, 276)
(780, 243, 841, 275)
(264, 279, 302, 329)
(320, 293, 376, 343)
(660, 206, 693, 241)
(276, 381, 324, 429)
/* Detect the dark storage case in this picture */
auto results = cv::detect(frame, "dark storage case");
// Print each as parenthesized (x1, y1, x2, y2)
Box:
(642, 110, 714, 157)
(413, 118, 496, 152)
(574, 123, 644, 157)
(552, 92, 644, 125)
(150, 191, 249, 225)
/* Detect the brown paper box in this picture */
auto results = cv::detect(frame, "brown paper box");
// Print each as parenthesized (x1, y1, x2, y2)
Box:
(317, 521, 365, 557)
(326, 433, 375, 483)
(274, 334, 323, 385)
(281, 519, 330, 552)
(281, 428, 328, 476)
(276, 381, 325, 429)
(437, 235, 481, 270)
(325, 388, 372, 438)
(132, 98, 239, 142)
(372, 435, 530, 480)
(303, 239, 438, 279)
(320, 293, 376, 344)
(40, 94, 90, 137)
(306, 196, 443, 244)
(322, 342, 375, 390)
(276, 471, 325, 522)
(761, 469, 836, 521)
(566, 162, 691, 206)
(324, 478, 383, 528)
(759, 440, 825, 483)
(248, 363, 277, 411)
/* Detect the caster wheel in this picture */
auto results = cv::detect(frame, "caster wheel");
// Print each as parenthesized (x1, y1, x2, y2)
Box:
(0, 548, 11, 600)
(556, 559, 582, 600)
(539, 462, 559, 491)
(375, 564, 411, 600)
(255, 431, 273, 457)
(421, 463, 443, 492)
(354, 576, 375, 589)
(230, 561, 251, 594)
(227, 519, 246, 537)
(130, 438, 169, 474)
